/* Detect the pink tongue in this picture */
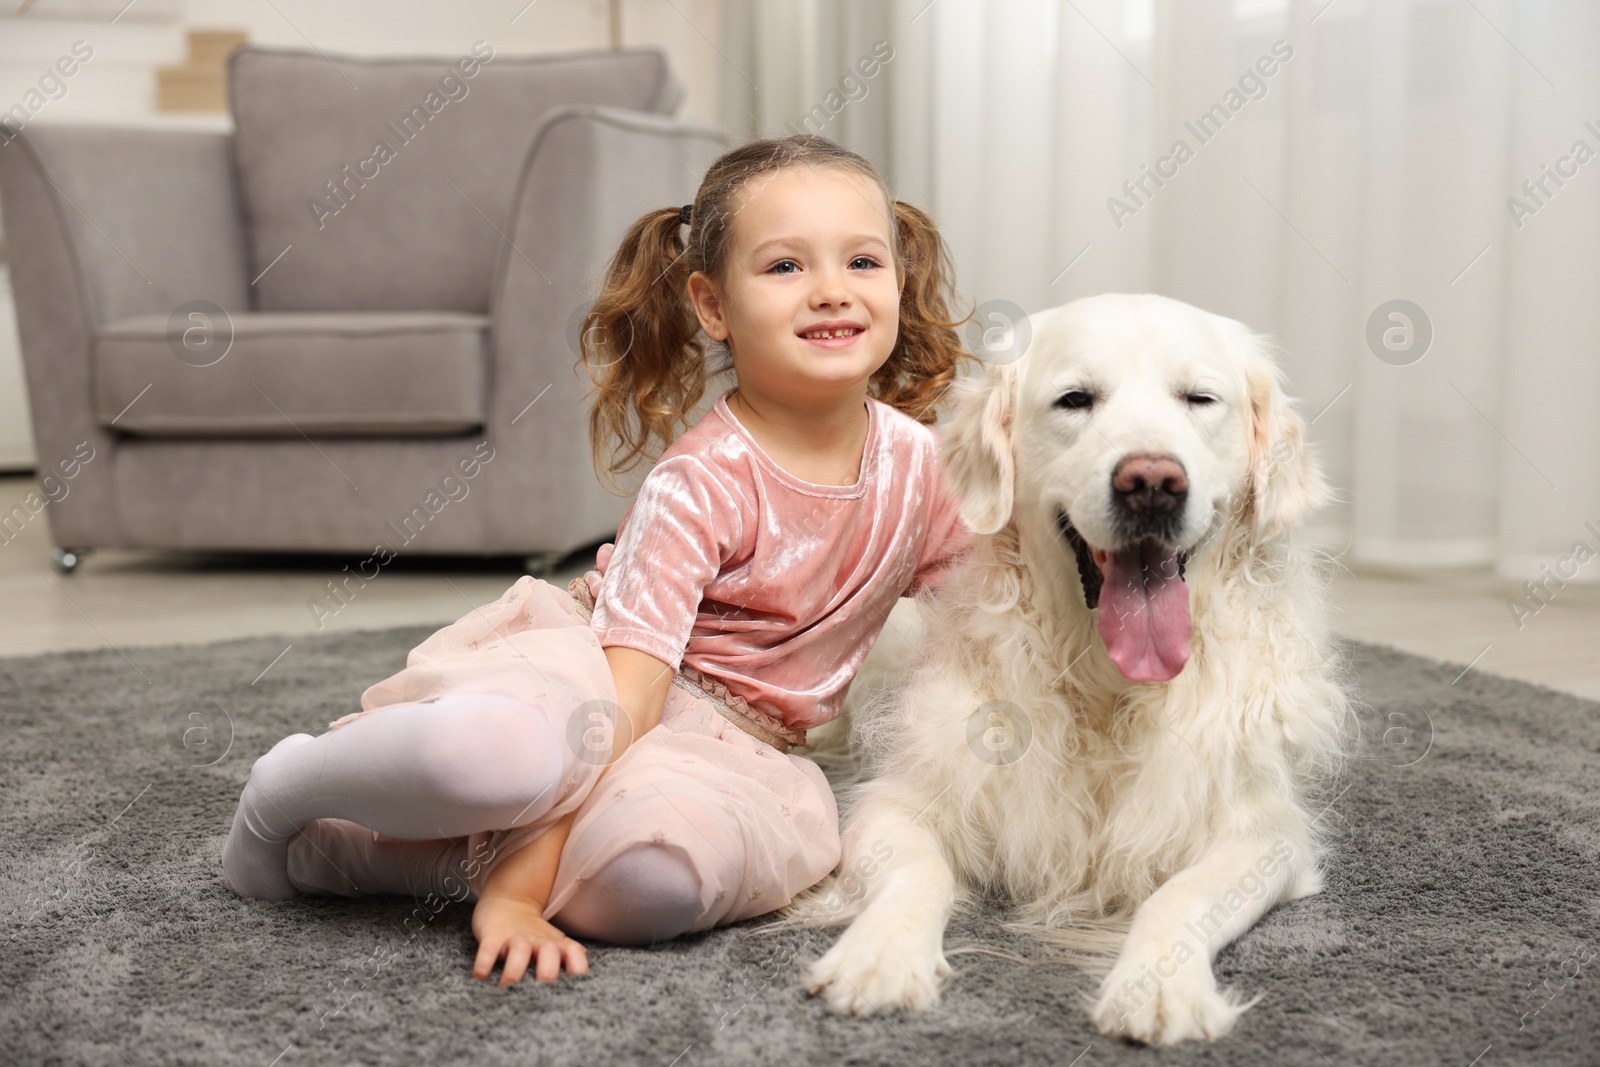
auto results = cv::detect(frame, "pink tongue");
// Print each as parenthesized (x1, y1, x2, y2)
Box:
(1097, 542, 1192, 682)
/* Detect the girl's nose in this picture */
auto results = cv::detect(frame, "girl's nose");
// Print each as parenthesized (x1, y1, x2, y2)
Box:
(810, 269, 851, 306)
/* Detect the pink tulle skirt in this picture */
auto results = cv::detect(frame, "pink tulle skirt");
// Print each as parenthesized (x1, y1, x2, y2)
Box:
(325, 576, 841, 929)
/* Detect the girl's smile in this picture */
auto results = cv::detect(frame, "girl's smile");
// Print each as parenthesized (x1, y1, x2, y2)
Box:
(798, 320, 866, 349)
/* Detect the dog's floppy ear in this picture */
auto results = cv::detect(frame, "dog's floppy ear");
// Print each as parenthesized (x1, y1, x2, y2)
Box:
(1215, 316, 1331, 542)
(938, 362, 1017, 535)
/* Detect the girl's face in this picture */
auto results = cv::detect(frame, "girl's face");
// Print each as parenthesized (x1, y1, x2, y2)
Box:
(688, 166, 903, 405)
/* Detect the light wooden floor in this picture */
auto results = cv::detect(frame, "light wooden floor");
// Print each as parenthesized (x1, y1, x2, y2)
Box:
(3, 473, 1596, 701)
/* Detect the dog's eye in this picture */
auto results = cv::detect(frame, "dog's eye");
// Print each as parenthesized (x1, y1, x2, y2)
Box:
(1185, 393, 1217, 406)
(1054, 390, 1095, 411)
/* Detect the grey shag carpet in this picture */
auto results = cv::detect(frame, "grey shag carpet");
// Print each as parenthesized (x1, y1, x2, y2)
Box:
(2, 624, 1596, 1067)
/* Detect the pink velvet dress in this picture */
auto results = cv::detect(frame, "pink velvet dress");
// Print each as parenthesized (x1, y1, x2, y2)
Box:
(326, 390, 973, 930)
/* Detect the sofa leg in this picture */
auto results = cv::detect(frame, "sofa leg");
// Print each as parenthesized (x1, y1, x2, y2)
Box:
(52, 547, 91, 574)
(522, 551, 565, 578)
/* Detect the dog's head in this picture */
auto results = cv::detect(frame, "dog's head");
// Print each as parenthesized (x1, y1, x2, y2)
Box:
(940, 293, 1330, 683)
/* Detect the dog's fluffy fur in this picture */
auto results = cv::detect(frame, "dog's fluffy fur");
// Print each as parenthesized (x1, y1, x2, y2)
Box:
(775, 293, 1353, 1046)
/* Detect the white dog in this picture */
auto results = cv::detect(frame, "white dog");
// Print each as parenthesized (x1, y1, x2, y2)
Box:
(790, 293, 1351, 1046)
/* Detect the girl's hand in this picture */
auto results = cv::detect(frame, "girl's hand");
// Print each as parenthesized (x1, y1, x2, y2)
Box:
(471, 893, 588, 987)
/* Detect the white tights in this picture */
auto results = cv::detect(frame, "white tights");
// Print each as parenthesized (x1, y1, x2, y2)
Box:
(221, 693, 705, 945)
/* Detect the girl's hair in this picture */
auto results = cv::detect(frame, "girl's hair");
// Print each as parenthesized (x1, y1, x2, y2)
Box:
(578, 134, 977, 493)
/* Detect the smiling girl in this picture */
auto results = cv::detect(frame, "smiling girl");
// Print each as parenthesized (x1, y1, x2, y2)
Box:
(220, 134, 976, 988)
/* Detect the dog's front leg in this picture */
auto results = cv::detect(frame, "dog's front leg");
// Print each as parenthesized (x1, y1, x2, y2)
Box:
(804, 783, 957, 1017)
(1091, 834, 1308, 1045)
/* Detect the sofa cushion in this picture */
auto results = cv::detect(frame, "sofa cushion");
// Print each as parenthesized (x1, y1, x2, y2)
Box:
(92, 311, 487, 437)
(228, 45, 683, 314)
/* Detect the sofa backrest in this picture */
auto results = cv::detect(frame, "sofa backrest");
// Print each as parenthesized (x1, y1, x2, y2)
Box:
(229, 44, 683, 313)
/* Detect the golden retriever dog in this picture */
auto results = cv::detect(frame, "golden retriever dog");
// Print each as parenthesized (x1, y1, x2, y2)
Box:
(788, 292, 1351, 1046)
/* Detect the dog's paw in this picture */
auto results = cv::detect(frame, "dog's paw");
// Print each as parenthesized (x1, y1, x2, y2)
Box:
(1090, 957, 1253, 1045)
(803, 915, 952, 1017)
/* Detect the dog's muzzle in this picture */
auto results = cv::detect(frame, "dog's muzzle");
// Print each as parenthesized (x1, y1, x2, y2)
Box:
(1056, 507, 1193, 683)
(1110, 452, 1189, 545)
(1055, 509, 1187, 610)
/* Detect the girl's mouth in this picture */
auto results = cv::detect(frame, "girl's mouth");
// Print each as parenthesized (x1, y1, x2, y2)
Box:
(799, 326, 864, 349)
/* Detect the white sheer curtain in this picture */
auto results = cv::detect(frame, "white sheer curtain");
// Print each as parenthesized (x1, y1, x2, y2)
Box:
(717, 0, 1600, 584)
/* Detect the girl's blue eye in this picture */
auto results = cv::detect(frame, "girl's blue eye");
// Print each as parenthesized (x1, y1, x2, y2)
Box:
(766, 256, 882, 274)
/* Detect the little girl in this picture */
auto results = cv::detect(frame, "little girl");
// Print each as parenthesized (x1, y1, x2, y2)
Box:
(220, 133, 977, 988)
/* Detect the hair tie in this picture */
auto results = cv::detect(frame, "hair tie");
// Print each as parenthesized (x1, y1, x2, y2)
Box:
(679, 203, 693, 226)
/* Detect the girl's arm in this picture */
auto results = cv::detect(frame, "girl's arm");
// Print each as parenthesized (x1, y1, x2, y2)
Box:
(469, 644, 674, 986)
(471, 810, 579, 986)
(598, 643, 677, 764)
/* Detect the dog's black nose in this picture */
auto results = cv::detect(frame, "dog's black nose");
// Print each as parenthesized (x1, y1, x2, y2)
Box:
(1111, 453, 1188, 531)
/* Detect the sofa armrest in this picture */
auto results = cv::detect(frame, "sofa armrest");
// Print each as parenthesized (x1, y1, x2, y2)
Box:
(483, 105, 729, 552)
(0, 126, 250, 325)
(0, 125, 251, 548)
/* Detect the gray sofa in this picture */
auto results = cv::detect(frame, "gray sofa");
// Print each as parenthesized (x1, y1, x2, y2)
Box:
(0, 44, 727, 573)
